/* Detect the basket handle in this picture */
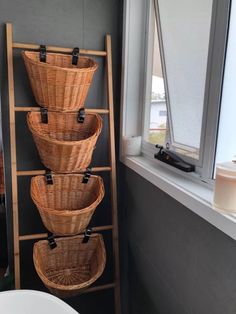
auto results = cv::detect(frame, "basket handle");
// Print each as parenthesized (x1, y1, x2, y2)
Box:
(72, 47, 80, 65)
(39, 45, 47, 62)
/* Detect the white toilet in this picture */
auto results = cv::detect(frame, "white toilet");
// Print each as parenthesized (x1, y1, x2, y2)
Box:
(0, 290, 79, 314)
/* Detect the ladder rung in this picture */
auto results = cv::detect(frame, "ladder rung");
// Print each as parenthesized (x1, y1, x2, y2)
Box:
(13, 42, 107, 57)
(19, 225, 113, 241)
(17, 167, 111, 176)
(14, 106, 109, 114)
(82, 283, 115, 294)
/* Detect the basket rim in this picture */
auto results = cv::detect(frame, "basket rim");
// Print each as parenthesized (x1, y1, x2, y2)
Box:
(27, 112, 103, 146)
(22, 50, 98, 72)
(31, 174, 105, 216)
(33, 234, 106, 291)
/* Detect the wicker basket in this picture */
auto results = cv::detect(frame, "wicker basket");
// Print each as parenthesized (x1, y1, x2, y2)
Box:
(33, 234, 106, 298)
(22, 51, 98, 111)
(31, 174, 105, 235)
(27, 111, 103, 173)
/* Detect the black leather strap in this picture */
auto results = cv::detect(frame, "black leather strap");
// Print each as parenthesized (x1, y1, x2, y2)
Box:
(72, 47, 80, 65)
(39, 45, 46, 62)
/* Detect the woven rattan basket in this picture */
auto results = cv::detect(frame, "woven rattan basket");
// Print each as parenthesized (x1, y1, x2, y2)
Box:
(31, 174, 105, 235)
(22, 51, 98, 111)
(33, 234, 106, 298)
(27, 111, 102, 173)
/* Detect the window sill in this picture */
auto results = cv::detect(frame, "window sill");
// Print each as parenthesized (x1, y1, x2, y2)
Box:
(122, 155, 236, 240)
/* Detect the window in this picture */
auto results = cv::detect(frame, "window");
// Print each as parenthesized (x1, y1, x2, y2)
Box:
(141, 0, 231, 180)
(120, 0, 236, 240)
(121, 0, 231, 182)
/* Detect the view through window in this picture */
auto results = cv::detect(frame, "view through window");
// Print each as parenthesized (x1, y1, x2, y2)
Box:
(147, 20, 167, 146)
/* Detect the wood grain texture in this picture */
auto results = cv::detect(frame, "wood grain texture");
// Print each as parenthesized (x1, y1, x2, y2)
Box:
(6, 23, 20, 288)
(13, 43, 107, 56)
(19, 225, 113, 241)
(17, 167, 111, 176)
(106, 34, 121, 314)
(15, 107, 109, 114)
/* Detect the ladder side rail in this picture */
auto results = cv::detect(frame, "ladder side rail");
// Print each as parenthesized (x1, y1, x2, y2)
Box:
(6, 23, 21, 288)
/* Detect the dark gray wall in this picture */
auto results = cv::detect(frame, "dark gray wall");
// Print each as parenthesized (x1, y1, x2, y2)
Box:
(0, 1, 123, 313)
(120, 165, 236, 314)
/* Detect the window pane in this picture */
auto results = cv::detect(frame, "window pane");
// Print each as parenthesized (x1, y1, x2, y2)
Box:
(158, 0, 213, 154)
(147, 21, 167, 145)
(215, 0, 236, 168)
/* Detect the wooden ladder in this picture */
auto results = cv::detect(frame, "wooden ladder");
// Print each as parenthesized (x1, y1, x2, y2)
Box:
(6, 23, 121, 314)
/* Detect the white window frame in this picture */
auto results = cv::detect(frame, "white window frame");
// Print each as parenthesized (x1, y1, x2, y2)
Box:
(120, 0, 236, 241)
(141, 0, 231, 182)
